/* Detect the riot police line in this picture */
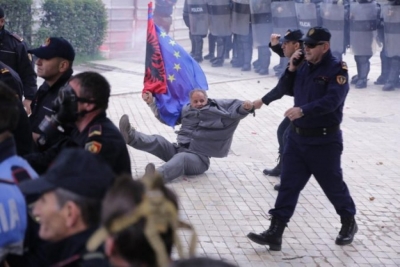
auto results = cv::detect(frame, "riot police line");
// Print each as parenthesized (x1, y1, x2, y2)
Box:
(183, 0, 400, 91)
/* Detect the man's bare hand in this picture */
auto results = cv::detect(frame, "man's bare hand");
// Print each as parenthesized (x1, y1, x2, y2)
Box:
(23, 99, 32, 115)
(284, 107, 303, 121)
(253, 99, 264, 109)
(288, 49, 303, 72)
(242, 100, 254, 110)
(142, 91, 154, 105)
(270, 34, 281, 46)
(32, 132, 40, 142)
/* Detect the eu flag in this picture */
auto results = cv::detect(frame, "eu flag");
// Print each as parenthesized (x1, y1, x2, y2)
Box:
(143, 2, 208, 126)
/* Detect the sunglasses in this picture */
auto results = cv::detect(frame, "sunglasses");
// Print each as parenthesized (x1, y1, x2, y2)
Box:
(304, 42, 325, 49)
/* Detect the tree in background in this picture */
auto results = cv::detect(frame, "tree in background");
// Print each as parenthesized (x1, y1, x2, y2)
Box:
(35, 0, 107, 57)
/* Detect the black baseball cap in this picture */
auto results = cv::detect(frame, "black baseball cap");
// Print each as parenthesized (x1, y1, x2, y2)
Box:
(280, 29, 304, 42)
(301, 27, 331, 44)
(18, 148, 115, 202)
(28, 37, 75, 61)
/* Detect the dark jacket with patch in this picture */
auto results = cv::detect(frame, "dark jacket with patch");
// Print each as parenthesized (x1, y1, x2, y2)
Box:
(0, 28, 37, 100)
(24, 112, 132, 175)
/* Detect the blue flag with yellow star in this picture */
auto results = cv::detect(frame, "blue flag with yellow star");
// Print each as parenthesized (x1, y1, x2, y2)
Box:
(143, 2, 208, 126)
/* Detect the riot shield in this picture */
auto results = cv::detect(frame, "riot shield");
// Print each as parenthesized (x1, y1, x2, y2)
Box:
(295, 1, 320, 34)
(349, 2, 378, 56)
(207, 0, 232, 36)
(320, 2, 346, 55)
(383, 4, 400, 57)
(231, 0, 251, 35)
(271, 1, 298, 36)
(250, 0, 273, 46)
(188, 0, 209, 36)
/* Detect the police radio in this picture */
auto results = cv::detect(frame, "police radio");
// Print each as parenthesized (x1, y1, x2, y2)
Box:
(292, 48, 305, 66)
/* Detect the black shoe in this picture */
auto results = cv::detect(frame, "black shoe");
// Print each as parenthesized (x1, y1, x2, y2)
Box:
(193, 56, 203, 63)
(350, 75, 358, 85)
(273, 183, 280, 191)
(204, 53, 214, 60)
(241, 63, 251, 71)
(212, 59, 224, 67)
(273, 64, 280, 71)
(210, 57, 218, 63)
(374, 75, 386, 85)
(335, 217, 358, 245)
(231, 61, 243, 68)
(247, 217, 286, 251)
(253, 60, 260, 68)
(263, 166, 280, 177)
(355, 79, 367, 89)
(383, 83, 395, 91)
(258, 68, 269, 75)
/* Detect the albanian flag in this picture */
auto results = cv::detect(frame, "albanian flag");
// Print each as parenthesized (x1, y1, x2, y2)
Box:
(143, 2, 208, 126)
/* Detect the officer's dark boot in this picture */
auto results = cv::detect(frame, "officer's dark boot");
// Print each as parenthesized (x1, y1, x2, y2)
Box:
(351, 56, 360, 84)
(212, 37, 225, 67)
(247, 216, 287, 251)
(263, 155, 281, 176)
(335, 216, 358, 245)
(231, 36, 244, 68)
(253, 59, 260, 72)
(273, 183, 280, 191)
(189, 33, 194, 57)
(224, 36, 232, 59)
(204, 34, 216, 60)
(355, 56, 370, 89)
(241, 37, 252, 71)
(383, 57, 400, 91)
(375, 50, 390, 85)
(258, 46, 270, 75)
(192, 36, 203, 63)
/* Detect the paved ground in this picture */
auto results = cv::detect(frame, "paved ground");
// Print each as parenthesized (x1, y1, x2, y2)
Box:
(73, 46, 400, 266)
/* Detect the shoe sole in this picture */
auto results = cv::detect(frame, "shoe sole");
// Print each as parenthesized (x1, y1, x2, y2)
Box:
(247, 233, 282, 251)
(119, 114, 130, 144)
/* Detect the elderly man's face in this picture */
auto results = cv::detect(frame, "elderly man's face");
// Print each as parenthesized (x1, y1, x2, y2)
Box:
(304, 42, 328, 64)
(32, 191, 68, 242)
(190, 91, 207, 109)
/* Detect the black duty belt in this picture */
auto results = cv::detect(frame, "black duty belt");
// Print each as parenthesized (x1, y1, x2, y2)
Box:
(291, 124, 340, 137)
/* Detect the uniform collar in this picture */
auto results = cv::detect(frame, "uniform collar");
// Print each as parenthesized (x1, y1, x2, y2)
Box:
(42, 68, 73, 92)
(0, 137, 17, 164)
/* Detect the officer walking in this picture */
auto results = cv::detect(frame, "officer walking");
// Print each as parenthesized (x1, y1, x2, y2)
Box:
(0, 83, 38, 262)
(349, 0, 380, 89)
(0, 7, 37, 114)
(248, 27, 357, 251)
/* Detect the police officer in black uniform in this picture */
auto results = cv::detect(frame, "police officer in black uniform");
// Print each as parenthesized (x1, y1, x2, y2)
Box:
(24, 72, 132, 176)
(0, 7, 37, 114)
(0, 62, 32, 156)
(248, 27, 357, 251)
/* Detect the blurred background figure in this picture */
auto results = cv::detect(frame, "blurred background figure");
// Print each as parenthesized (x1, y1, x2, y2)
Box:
(349, 0, 380, 89)
(153, 0, 178, 34)
(0, 7, 37, 114)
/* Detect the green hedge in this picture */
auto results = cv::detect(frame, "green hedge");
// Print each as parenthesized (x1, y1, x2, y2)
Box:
(35, 0, 107, 57)
(0, 0, 33, 46)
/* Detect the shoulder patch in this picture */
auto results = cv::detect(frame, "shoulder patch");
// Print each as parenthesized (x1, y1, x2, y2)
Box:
(88, 124, 102, 138)
(10, 32, 23, 42)
(0, 68, 10, 74)
(341, 61, 348, 71)
(336, 75, 347, 85)
(85, 141, 102, 154)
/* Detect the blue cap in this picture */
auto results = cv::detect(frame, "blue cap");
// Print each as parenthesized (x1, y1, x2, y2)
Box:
(301, 27, 331, 44)
(18, 148, 115, 201)
(28, 37, 75, 61)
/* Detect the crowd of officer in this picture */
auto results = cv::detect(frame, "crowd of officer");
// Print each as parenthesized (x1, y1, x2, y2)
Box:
(182, 0, 400, 91)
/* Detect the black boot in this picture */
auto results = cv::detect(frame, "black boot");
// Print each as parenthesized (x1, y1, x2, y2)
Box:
(257, 46, 270, 75)
(224, 35, 232, 59)
(212, 37, 225, 67)
(240, 33, 252, 72)
(247, 216, 287, 251)
(355, 56, 370, 89)
(383, 57, 400, 91)
(273, 183, 280, 191)
(375, 50, 390, 85)
(204, 34, 216, 60)
(192, 35, 203, 63)
(189, 32, 194, 57)
(335, 216, 358, 245)
(231, 34, 243, 67)
(263, 155, 281, 176)
(351, 56, 361, 84)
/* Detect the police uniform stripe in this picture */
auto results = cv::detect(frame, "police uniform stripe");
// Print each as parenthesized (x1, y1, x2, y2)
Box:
(232, 2, 250, 14)
(208, 4, 231, 15)
(252, 13, 272, 24)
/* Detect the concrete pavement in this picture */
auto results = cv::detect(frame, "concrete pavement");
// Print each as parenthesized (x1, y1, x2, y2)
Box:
(76, 48, 400, 266)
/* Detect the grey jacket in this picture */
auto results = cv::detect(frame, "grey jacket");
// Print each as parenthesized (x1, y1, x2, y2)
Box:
(150, 98, 252, 158)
